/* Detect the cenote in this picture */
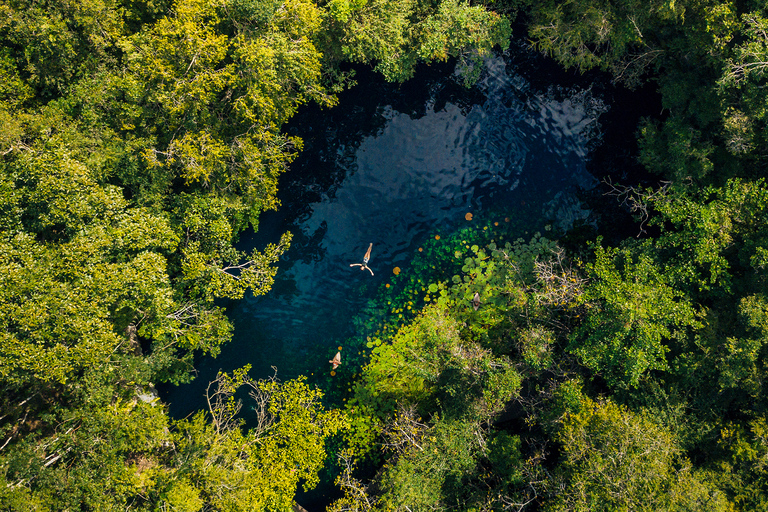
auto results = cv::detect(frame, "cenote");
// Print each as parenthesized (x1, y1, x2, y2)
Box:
(162, 42, 644, 425)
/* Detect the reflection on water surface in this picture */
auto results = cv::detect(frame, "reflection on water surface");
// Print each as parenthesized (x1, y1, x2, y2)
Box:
(164, 54, 606, 417)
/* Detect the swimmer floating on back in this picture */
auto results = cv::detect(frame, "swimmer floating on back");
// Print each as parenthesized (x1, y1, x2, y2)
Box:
(350, 243, 374, 276)
(329, 352, 341, 369)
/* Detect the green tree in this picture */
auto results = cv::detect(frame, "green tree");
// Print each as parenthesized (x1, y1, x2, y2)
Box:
(547, 394, 732, 511)
(527, 0, 688, 86)
(324, 0, 512, 83)
(572, 243, 700, 389)
(165, 368, 347, 511)
(336, 303, 523, 510)
(716, 7, 768, 166)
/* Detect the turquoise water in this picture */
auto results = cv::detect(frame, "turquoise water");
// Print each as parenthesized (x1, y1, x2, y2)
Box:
(164, 52, 606, 417)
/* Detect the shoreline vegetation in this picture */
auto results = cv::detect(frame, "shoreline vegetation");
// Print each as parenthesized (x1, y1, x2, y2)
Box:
(2, 0, 768, 510)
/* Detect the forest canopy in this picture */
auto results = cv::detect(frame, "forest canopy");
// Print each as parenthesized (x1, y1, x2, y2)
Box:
(2, 0, 768, 510)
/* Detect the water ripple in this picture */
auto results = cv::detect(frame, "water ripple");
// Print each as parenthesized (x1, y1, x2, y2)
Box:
(164, 55, 607, 411)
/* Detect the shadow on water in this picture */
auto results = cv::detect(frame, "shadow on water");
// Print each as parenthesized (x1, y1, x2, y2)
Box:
(161, 43, 611, 422)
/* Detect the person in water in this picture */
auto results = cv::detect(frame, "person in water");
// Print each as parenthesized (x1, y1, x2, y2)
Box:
(350, 243, 374, 275)
(329, 351, 341, 370)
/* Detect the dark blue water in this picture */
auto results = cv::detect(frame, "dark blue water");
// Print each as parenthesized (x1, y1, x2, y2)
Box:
(164, 52, 607, 417)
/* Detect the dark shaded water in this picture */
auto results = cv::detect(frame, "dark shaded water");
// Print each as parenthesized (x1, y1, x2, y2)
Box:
(163, 49, 609, 417)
